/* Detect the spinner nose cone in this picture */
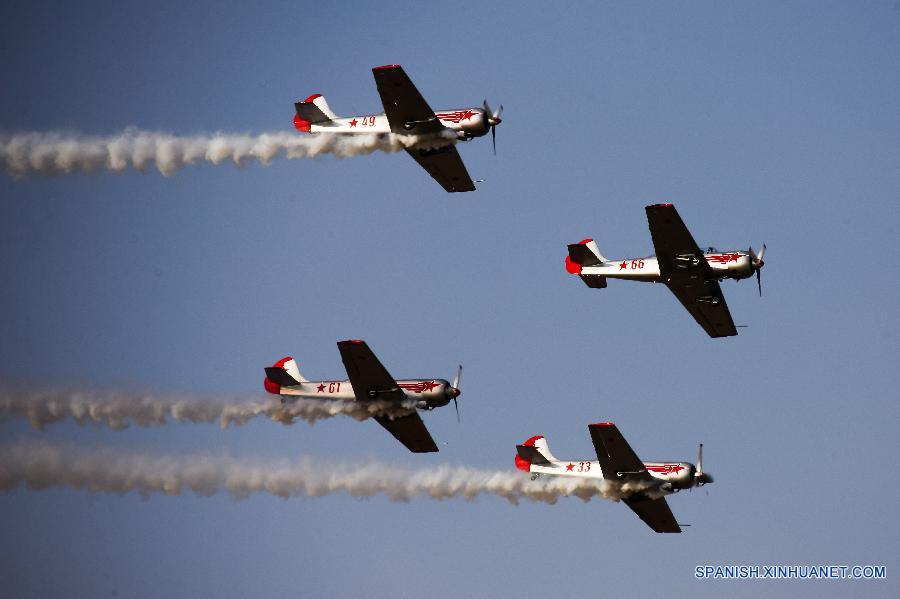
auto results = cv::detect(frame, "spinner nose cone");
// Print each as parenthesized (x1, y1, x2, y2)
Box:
(446, 385, 461, 399)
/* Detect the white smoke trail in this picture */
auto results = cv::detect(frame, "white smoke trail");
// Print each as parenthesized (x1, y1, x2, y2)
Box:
(0, 128, 456, 178)
(0, 439, 659, 504)
(0, 385, 416, 431)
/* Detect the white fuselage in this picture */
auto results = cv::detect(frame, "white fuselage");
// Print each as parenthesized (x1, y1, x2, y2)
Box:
(581, 250, 754, 283)
(279, 378, 454, 410)
(308, 108, 491, 141)
(526, 459, 698, 493)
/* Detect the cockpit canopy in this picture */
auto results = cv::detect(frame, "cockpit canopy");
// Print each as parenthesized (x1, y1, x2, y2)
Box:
(703, 246, 720, 254)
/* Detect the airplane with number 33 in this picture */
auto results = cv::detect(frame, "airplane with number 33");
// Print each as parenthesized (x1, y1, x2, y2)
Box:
(293, 64, 502, 193)
(264, 340, 462, 453)
(515, 423, 713, 533)
(565, 203, 766, 338)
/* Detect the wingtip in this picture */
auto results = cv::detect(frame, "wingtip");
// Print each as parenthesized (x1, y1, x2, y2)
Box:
(373, 64, 401, 71)
(590, 421, 616, 427)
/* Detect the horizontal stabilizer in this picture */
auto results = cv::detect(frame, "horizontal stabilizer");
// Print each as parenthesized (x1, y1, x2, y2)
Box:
(568, 243, 602, 267)
(516, 444, 552, 465)
(295, 94, 335, 125)
(580, 274, 607, 289)
(265, 366, 301, 387)
(294, 102, 329, 125)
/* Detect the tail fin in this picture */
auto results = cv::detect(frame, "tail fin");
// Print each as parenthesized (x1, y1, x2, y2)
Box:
(294, 94, 338, 126)
(263, 356, 307, 394)
(514, 435, 558, 471)
(565, 238, 609, 288)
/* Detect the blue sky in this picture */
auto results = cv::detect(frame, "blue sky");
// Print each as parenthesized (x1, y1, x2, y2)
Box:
(1, 1, 898, 597)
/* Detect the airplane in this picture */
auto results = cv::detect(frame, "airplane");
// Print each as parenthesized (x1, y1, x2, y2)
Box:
(292, 64, 502, 193)
(263, 340, 462, 453)
(515, 422, 713, 533)
(565, 203, 766, 338)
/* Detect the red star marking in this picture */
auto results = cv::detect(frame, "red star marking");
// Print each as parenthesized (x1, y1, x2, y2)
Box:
(349, 118, 358, 128)
(566, 463, 575, 471)
(619, 261, 628, 270)
(729, 252, 741, 263)
(316, 383, 326, 392)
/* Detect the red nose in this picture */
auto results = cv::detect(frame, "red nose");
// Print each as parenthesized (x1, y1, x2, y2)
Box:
(293, 114, 311, 133)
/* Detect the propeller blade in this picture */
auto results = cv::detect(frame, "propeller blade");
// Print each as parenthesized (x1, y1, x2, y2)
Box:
(452, 365, 462, 390)
(483, 99, 492, 119)
(697, 443, 703, 475)
(491, 125, 496, 155)
(756, 268, 762, 297)
(757, 243, 766, 262)
(453, 397, 460, 423)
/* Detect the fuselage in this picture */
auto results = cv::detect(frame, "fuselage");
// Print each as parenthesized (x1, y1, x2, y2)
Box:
(305, 108, 491, 141)
(519, 458, 699, 493)
(578, 248, 754, 283)
(279, 378, 454, 410)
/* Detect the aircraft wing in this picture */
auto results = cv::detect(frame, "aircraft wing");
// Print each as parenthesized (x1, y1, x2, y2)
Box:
(337, 340, 406, 403)
(337, 340, 439, 453)
(664, 277, 738, 338)
(405, 146, 476, 193)
(588, 423, 649, 481)
(374, 413, 439, 453)
(623, 496, 682, 533)
(372, 65, 444, 135)
(644, 204, 737, 338)
(371, 65, 475, 192)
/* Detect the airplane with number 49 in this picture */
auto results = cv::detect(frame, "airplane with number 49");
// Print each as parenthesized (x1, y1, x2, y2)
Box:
(516, 423, 713, 533)
(293, 64, 502, 193)
(264, 340, 462, 453)
(565, 203, 766, 338)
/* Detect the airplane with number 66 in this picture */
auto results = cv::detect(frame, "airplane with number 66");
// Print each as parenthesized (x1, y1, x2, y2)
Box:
(264, 340, 462, 453)
(292, 64, 502, 193)
(565, 203, 766, 338)
(515, 423, 713, 533)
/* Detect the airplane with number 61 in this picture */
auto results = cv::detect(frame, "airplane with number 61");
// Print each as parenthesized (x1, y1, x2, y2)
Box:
(293, 64, 502, 193)
(565, 203, 766, 338)
(515, 423, 713, 533)
(264, 340, 462, 453)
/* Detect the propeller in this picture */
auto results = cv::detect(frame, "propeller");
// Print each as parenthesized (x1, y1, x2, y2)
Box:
(483, 100, 503, 155)
(694, 443, 714, 486)
(448, 365, 463, 423)
(749, 243, 766, 296)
